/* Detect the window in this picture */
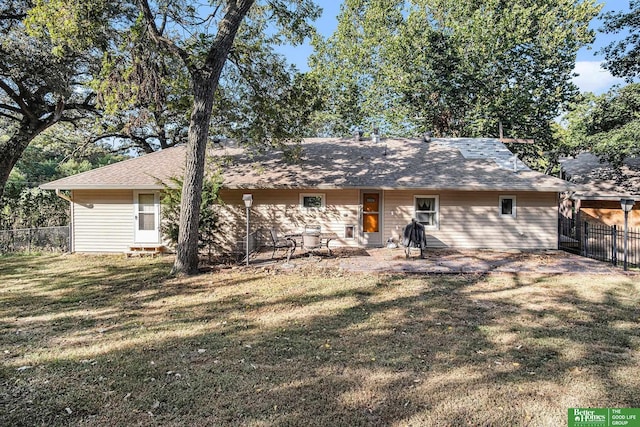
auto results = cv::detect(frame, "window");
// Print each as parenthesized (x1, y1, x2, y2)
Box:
(499, 196, 516, 218)
(344, 225, 355, 239)
(414, 195, 439, 229)
(300, 193, 325, 209)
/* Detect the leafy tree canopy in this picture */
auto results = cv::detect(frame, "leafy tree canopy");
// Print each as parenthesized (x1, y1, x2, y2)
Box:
(24, 0, 321, 274)
(309, 0, 600, 167)
(558, 83, 640, 166)
(0, 0, 104, 200)
(600, 0, 640, 80)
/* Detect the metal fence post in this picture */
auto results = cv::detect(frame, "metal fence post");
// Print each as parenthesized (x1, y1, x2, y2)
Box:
(612, 225, 617, 266)
(582, 221, 589, 257)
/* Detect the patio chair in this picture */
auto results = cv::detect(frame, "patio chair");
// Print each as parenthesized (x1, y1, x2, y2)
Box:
(268, 229, 296, 261)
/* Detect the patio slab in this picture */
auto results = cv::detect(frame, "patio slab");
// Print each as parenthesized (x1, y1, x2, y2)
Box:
(250, 247, 633, 275)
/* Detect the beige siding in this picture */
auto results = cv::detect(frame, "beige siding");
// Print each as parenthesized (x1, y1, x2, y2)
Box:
(68, 188, 559, 254)
(384, 190, 558, 249)
(71, 190, 135, 252)
(216, 189, 360, 253)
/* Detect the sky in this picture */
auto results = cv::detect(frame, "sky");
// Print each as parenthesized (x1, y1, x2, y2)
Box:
(276, 0, 632, 95)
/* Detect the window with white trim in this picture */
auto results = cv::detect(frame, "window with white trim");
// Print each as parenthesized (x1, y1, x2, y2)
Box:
(414, 195, 439, 229)
(300, 193, 325, 209)
(344, 224, 355, 239)
(499, 195, 516, 218)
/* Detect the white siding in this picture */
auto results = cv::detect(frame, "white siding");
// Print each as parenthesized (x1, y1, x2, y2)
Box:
(384, 190, 558, 249)
(71, 190, 134, 253)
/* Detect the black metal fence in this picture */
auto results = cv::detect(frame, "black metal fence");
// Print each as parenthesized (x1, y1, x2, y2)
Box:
(0, 226, 70, 254)
(559, 217, 639, 268)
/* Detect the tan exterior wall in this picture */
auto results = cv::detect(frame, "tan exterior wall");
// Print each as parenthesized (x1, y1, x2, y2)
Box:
(217, 189, 560, 252)
(383, 190, 559, 249)
(69, 188, 560, 254)
(71, 190, 135, 252)
(216, 189, 360, 253)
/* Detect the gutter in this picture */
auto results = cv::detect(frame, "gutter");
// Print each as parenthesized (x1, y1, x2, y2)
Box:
(55, 189, 73, 203)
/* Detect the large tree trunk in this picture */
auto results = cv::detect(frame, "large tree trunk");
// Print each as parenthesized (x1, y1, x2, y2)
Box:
(170, 0, 255, 275)
(171, 75, 215, 275)
(0, 119, 55, 201)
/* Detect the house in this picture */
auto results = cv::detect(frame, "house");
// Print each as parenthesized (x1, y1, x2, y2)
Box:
(560, 153, 639, 228)
(41, 137, 573, 254)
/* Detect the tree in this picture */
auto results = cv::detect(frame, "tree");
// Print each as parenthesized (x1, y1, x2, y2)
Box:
(161, 166, 223, 264)
(600, 0, 640, 80)
(1, 123, 126, 229)
(310, 0, 600, 167)
(558, 83, 640, 165)
(0, 0, 103, 200)
(129, 1, 320, 275)
(24, 1, 320, 274)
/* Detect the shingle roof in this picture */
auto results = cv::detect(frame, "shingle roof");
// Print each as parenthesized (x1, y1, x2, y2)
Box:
(42, 137, 572, 192)
(560, 153, 640, 199)
(40, 146, 187, 190)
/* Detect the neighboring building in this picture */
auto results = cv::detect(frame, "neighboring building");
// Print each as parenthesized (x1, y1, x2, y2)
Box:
(41, 137, 572, 254)
(560, 153, 640, 228)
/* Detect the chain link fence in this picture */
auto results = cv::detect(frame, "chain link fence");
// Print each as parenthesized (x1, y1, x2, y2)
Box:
(0, 226, 70, 254)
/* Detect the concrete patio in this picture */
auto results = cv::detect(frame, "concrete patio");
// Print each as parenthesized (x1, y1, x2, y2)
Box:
(247, 247, 634, 275)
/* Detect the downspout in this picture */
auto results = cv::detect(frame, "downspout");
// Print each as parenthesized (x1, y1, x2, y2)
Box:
(55, 189, 73, 203)
(54, 189, 74, 253)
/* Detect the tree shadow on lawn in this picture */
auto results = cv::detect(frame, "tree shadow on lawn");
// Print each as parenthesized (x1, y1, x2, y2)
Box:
(1, 260, 639, 426)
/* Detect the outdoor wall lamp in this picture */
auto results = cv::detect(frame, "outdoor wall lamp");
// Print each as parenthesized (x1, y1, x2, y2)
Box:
(620, 198, 635, 271)
(243, 194, 253, 208)
(243, 194, 253, 266)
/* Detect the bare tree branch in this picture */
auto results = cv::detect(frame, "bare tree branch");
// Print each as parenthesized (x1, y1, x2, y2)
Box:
(137, 0, 193, 69)
(0, 110, 20, 121)
(0, 79, 35, 120)
(0, 102, 22, 114)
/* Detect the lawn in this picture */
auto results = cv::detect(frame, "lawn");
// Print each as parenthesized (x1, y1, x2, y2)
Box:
(1, 254, 639, 426)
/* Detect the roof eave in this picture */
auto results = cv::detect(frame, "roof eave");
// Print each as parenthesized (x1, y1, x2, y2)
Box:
(39, 184, 167, 191)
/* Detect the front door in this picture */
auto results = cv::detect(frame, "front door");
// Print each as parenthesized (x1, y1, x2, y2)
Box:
(134, 191, 160, 243)
(361, 192, 382, 246)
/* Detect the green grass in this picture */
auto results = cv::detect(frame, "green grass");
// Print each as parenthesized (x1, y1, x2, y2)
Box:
(1, 254, 639, 426)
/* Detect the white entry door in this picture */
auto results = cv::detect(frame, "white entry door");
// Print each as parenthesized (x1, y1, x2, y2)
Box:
(134, 191, 160, 243)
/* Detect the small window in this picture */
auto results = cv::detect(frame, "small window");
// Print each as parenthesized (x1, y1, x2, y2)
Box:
(499, 196, 516, 218)
(414, 195, 439, 229)
(300, 193, 325, 209)
(344, 225, 355, 239)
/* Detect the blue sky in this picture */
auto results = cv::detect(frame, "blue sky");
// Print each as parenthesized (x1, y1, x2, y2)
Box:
(276, 0, 631, 95)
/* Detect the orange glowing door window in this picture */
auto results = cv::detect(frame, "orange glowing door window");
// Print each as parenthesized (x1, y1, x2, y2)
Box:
(362, 193, 379, 233)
